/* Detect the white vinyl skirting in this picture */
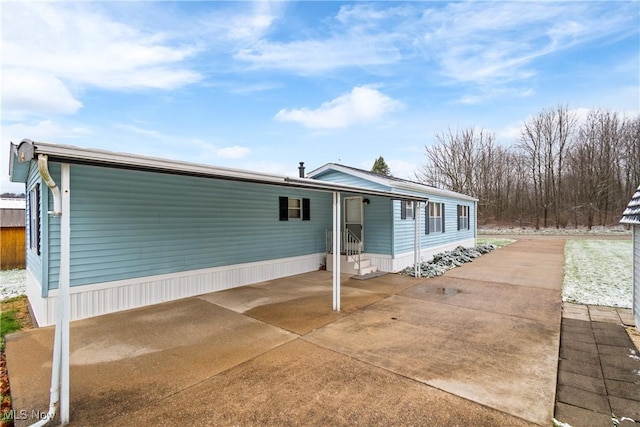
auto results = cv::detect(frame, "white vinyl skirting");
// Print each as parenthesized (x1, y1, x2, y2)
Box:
(28, 253, 325, 327)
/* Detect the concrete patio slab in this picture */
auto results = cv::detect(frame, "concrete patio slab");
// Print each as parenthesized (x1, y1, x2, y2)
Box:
(6, 239, 564, 426)
(445, 239, 564, 289)
(6, 298, 296, 425)
(399, 276, 560, 324)
(105, 340, 533, 427)
(201, 271, 420, 335)
(305, 294, 559, 425)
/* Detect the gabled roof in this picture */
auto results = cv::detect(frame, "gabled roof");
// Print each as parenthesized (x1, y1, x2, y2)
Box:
(9, 140, 429, 202)
(307, 163, 478, 202)
(621, 185, 640, 225)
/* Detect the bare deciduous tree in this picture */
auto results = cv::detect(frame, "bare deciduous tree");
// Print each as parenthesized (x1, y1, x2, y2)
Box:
(416, 106, 638, 229)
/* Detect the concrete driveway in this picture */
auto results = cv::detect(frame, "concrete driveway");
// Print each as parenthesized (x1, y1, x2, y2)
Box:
(6, 239, 563, 426)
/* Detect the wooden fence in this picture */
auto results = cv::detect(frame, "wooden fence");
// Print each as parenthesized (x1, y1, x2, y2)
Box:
(1, 227, 26, 270)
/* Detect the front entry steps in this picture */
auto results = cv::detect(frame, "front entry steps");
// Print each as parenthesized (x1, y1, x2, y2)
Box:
(326, 253, 378, 276)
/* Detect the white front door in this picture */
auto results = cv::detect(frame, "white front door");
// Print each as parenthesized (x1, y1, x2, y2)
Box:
(344, 197, 363, 244)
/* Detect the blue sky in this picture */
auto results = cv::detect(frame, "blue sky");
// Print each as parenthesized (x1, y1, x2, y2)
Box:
(2, 1, 639, 193)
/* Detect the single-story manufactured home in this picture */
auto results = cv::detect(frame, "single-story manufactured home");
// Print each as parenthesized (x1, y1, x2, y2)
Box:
(621, 184, 640, 328)
(9, 139, 477, 327)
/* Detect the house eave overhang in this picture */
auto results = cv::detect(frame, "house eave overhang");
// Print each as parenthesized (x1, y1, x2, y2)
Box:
(9, 143, 31, 183)
(308, 162, 477, 202)
(392, 181, 478, 202)
(12, 140, 428, 202)
(307, 163, 392, 188)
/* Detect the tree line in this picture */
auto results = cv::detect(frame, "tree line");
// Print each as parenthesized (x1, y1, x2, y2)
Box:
(416, 106, 640, 229)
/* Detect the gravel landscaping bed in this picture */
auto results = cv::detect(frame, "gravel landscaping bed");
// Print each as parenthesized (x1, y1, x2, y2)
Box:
(400, 244, 496, 278)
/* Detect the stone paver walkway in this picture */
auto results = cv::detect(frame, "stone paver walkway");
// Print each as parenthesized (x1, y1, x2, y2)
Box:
(555, 303, 639, 427)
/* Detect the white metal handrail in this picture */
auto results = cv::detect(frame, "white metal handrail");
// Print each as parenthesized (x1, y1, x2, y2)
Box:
(344, 228, 362, 273)
(326, 229, 363, 273)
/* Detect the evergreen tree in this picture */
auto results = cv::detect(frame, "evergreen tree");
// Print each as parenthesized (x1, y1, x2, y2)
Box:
(371, 156, 391, 176)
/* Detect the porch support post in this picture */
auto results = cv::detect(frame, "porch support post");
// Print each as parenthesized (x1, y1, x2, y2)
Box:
(60, 163, 71, 424)
(414, 201, 421, 278)
(332, 191, 341, 311)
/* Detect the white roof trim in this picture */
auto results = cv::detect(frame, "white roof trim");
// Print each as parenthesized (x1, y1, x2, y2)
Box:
(307, 163, 391, 187)
(307, 163, 478, 202)
(12, 141, 429, 202)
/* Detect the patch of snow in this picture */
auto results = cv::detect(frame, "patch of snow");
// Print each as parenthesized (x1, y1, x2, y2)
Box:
(0, 269, 27, 300)
(400, 244, 496, 278)
(479, 226, 630, 236)
(563, 240, 632, 308)
(553, 418, 573, 427)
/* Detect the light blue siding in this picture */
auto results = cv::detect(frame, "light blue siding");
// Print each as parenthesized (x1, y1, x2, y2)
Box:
(313, 170, 390, 191)
(392, 199, 418, 255)
(393, 196, 476, 255)
(47, 163, 332, 289)
(25, 162, 44, 294)
(312, 168, 477, 257)
(362, 196, 393, 255)
(423, 196, 475, 248)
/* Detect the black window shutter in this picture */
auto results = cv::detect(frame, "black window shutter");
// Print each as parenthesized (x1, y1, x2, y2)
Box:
(457, 205, 461, 230)
(400, 200, 406, 220)
(425, 204, 430, 234)
(279, 196, 288, 221)
(442, 204, 445, 233)
(36, 184, 41, 254)
(302, 198, 310, 221)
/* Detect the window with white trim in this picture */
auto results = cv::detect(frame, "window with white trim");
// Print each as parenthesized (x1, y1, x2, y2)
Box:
(457, 205, 469, 230)
(279, 196, 310, 221)
(427, 202, 444, 234)
(400, 200, 414, 220)
(288, 198, 301, 219)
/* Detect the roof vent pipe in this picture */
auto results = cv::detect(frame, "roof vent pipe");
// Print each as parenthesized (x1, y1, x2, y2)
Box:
(298, 162, 305, 178)
(37, 154, 62, 216)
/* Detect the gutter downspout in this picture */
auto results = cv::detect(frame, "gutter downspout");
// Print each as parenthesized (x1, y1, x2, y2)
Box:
(37, 155, 62, 217)
(30, 160, 70, 426)
(414, 201, 421, 278)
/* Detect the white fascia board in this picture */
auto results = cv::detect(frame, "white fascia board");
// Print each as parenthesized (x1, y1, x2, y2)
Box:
(31, 141, 287, 184)
(284, 177, 428, 201)
(25, 141, 427, 201)
(308, 162, 476, 202)
(392, 181, 478, 202)
(307, 163, 391, 188)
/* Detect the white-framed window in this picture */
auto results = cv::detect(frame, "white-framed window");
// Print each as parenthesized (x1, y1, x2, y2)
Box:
(279, 196, 310, 221)
(427, 202, 444, 234)
(29, 183, 41, 255)
(457, 205, 469, 230)
(401, 200, 414, 220)
(288, 198, 301, 219)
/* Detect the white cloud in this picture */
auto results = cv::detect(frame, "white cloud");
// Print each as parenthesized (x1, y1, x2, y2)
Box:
(192, 140, 252, 161)
(3, 120, 91, 144)
(274, 86, 403, 129)
(233, 3, 403, 74)
(198, 1, 281, 46)
(2, 70, 83, 119)
(235, 35, 401, 74)
(1, 120, 92, 193)
(111, 124, 253, 161)
(1, 2, 201, 117)
(420, 2, 638, 88)
(216, 146, 252, 159)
